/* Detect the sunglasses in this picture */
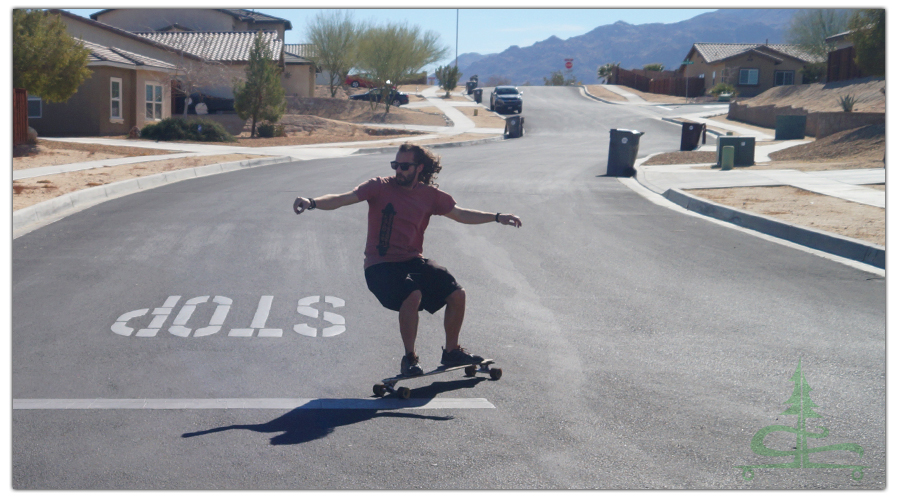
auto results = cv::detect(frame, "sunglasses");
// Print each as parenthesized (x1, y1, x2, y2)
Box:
(390, 161, 417, 171)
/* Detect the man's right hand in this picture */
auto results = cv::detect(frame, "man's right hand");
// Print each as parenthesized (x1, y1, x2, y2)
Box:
(293, 197, 312, 214)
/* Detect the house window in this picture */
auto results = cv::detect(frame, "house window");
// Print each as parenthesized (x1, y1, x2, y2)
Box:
(145, 83, 163, 120)
(774, 70, 795, 86)
(110, 78, 123, 120)
(739, 68, 759, 86)
(27, 96, 42, 118)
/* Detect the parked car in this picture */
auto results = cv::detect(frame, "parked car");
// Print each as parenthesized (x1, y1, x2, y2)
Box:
(490, 85, 523, 114)
(349, 88, 409, 106)
(174, 93, 235, 114)
(345, 74, 376, 88)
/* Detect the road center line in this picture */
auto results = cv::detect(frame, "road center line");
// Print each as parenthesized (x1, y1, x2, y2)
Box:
(12, 398, 495, 410)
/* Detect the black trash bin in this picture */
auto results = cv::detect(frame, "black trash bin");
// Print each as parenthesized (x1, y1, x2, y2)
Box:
(680, 121, 706, 151)
(473, 88, 483, 103)
(465, 81, 476, 94)
(505, 115, 524, 138)
(607, 129, 644, 177)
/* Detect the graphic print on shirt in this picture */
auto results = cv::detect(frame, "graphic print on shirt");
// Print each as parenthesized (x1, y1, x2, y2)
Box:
(377, 203, 396, 256)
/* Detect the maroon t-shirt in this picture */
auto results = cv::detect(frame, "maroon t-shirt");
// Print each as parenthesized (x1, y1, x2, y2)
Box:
(354, 177, 456, 268)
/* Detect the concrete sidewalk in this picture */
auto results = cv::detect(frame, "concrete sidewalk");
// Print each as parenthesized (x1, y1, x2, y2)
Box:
(630, 100, 885, 270)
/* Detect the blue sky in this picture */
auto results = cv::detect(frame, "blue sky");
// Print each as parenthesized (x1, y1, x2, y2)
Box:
(60, 4, 719, 74)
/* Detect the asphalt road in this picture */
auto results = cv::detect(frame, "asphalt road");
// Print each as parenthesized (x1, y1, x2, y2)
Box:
(11, 86, 885, 489)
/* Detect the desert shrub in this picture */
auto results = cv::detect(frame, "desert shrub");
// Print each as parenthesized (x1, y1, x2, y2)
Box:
(257, 122, 286, 138)
(140, 117, 235, 142)
(837, 94, 859, 112)
(709, 83, 736, 97)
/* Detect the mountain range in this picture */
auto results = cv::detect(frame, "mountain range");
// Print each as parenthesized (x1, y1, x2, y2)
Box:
(456, 9, 806, 85)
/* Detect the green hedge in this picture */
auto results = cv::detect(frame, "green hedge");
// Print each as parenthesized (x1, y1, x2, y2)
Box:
(140, 117, 236, 142)
(257, 122, 285, 138)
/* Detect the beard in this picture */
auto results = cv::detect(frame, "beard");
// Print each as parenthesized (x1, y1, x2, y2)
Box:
(395, 170, 417, 187)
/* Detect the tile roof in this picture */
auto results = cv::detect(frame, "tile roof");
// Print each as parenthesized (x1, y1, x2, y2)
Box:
(134, 31, 282, 63)
(221, 9, 292, 29)
(90, 9, 292, 30)
(693, 43, 823, 64)
(81, 39, 176, 70)
(284, 43, 316, 59)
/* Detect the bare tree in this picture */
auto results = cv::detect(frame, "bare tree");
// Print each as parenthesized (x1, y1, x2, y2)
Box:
(305, 10, 363, 98)
(786, 9, 855, 60)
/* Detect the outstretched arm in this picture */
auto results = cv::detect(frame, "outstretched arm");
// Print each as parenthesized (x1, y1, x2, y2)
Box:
(444, 206, 522, 228)
(293, 191, 361, 214)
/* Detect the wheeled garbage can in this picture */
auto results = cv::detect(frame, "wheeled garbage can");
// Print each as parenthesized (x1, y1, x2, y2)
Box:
(505, 115, 524, 138)
(473, 88, 483, 103)
(607, 129, 645, 177)
(680, 121, 706, 151)
(465, 81, 477, 94)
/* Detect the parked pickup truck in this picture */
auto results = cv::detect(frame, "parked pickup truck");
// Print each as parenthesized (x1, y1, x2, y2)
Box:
(489, 85, 523, 114)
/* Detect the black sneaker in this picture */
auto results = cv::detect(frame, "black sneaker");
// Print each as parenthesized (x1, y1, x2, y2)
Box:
(441, 346, 485, 367)
(400, 352, 424, 376)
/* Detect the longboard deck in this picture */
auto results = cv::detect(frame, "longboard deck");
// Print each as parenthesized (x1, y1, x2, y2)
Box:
(374, 359, 501, 398)
(382, 359, 494, 385)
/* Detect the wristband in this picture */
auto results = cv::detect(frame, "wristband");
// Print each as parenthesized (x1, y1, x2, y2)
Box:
(309, 198, 317, 210)
(495, 213, 500, 222)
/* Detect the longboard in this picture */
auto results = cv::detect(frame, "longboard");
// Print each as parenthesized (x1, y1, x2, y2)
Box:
(373, 359, 501, 399)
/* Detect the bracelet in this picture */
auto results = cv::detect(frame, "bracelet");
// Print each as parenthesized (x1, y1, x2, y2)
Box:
(495, 212, 500, 222)
(309, 198, 317, 210)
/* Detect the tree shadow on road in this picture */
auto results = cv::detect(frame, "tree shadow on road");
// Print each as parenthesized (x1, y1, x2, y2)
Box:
(180, 378, 485, 445)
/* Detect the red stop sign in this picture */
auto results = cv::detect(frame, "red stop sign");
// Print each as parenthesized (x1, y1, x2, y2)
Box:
(565, 61, 573, 69)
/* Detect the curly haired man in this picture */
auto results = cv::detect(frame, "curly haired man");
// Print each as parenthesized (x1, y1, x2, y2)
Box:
(294, 143, 522, 376)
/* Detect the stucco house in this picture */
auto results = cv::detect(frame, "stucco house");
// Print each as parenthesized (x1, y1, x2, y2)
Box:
(677, 43, 822, 97)
(88, 8, 314, 100)
(90, 8, 293, 41)
(134, 30, 314, 102)
(28, 25, 178, 137)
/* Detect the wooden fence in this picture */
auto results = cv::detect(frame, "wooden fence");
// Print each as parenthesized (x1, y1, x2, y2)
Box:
(609, 66, 651, 92)
(13, 88, 29, 145)
(609, 66, 705, 98)
(827, 46, 864, 82)
(649, 76, 706, 98)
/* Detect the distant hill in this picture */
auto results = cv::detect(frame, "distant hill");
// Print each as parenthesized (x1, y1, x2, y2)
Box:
(459, 9, 806, 85)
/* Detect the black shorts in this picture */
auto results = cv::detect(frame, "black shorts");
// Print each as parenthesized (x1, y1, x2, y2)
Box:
(364, 258, 462, 314)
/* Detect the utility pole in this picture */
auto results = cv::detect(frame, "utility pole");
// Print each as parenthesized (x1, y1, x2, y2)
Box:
(455, 9, 459, 68)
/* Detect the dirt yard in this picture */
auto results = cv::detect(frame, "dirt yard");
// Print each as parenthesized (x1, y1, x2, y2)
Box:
(12, 84, 505, 212)
(642, 124, 885, 246)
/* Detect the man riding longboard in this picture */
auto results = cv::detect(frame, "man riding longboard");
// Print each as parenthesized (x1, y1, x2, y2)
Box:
(294, 143, 522, 376)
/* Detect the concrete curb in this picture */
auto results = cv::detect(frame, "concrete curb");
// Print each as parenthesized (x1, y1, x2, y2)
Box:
(659, 116, 725, 138)
(663, 187, 885, 269)
(354, 134, 505, 154)
(13, 155, 295, 234)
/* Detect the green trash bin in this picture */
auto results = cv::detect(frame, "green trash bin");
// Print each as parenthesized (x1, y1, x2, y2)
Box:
(775, 115, 807, 140)
(717, 136, 755, 167)
(607, 129, 645, 177)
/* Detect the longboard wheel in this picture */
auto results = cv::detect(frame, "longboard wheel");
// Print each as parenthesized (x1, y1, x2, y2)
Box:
(489, 367, 503, 381)
(373, 384, 387, 397)
(464, 365, 477, 377)
(398, 387, 411, 399)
